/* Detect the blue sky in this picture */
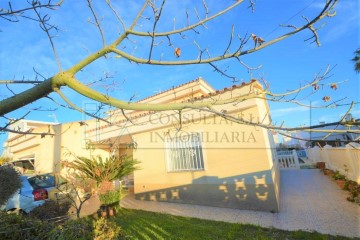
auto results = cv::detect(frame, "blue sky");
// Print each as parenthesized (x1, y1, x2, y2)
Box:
(0, 0, 359, 154)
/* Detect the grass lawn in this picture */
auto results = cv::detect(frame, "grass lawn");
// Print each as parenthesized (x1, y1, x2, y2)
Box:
(112, 208, 351, 240)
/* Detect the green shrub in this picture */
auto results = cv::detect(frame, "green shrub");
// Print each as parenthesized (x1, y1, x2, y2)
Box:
(99, 190, 121, 206)
(93, 217, 123, 240)
(0, 209, 124, 239)
(48, 217, 123, 240)
(0, 211, 53, 239)
(29, 200, 71, 221)
(49, 218, 94, 240)
(333, 171, 346, 181)
(0, 166, 22, 206)
(345, 180, 360, 205)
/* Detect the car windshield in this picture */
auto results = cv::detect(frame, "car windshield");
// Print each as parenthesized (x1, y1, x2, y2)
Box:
(28, 174, 56, 189)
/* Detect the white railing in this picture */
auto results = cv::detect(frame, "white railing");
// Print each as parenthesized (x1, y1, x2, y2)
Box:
(277, 150, 293, 156)
(306, 144, 360, 184)
(276, 150, 300, 170)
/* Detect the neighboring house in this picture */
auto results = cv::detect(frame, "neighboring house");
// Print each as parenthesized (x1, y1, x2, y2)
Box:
(4, 120, 109, 174)
(4, 77, 280, 212)
(284, 116, 360, 148)
(307, 119, 360, 147)
(4, 120, 57, 173)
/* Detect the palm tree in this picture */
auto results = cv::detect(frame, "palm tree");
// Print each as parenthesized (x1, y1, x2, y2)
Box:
(352, 48, 360, 73)
(64, 155, 140, 194)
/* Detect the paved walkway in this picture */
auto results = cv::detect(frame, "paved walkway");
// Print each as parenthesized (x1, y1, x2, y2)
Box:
(120, 169, 360, 238)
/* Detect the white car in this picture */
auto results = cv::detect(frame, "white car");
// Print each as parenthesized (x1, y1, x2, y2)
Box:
(1, 174, 67, 214)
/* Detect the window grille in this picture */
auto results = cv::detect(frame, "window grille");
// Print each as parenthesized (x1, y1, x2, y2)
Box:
(165, 133, 204, 172)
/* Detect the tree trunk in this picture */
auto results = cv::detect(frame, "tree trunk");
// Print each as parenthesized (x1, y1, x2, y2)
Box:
(99, 181, 113, 194)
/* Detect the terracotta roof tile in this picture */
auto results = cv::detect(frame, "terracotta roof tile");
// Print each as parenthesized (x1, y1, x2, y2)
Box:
(85, 79, 261, 133)
(137, 78, 200, 103)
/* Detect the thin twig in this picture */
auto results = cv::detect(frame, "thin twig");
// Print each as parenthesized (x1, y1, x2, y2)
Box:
(87, 0, 106, 47)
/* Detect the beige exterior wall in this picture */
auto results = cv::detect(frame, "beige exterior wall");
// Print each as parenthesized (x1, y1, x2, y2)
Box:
(131, 100, 279, 211)
(255, 98, 280, 209)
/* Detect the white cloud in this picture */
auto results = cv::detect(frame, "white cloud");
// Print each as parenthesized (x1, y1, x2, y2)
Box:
(271, 106, 309, 117)
(307, 0, 358, 43)
(322, 0, 358, 42)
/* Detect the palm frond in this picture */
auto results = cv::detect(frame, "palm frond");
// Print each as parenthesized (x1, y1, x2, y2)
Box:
(63, 155, 140, 184)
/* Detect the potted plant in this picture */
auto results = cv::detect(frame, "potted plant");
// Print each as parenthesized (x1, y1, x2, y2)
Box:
(344, 180, 360, 205)
(316, 162, 326, 170)
(323, 168, 330, 175)
(327, 169, 335, 178)
(99, 190, 121, 217)
(100, 205, 108, 217)
(346, 185, 360, 205)
(322, 168, 335, 178)
(64, 155, 140, 217)
(333, 171, 347, 189)
(345, 180, 358, 192)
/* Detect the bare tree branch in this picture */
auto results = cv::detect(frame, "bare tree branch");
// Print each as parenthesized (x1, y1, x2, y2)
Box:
(54, 88, 111, 124)
(0, 80, 42, 84)
(1, 0, 353, 143)
(32, 2, 62, 70)
(87, 0, 106, 48)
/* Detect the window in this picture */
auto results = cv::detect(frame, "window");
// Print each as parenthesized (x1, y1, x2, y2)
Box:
(28, 174, 56, 189)
(165, 133, 204, 172)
